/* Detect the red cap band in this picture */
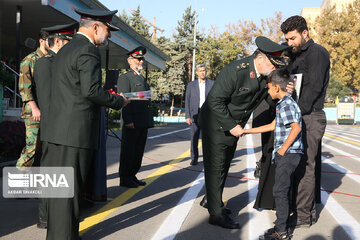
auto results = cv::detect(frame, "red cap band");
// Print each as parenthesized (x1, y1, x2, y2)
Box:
(269, 51, 282, 57)
(57, 31, 74, 35)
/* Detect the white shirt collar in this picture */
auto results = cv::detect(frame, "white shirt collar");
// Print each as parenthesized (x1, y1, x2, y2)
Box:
(49, 48, 57, 54)
(253, 59, 261, 78)
(77, 32, 94, 45)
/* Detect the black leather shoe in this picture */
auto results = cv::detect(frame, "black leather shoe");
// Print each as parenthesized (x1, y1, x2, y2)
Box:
(133, 177, 146, 186)
(37, 220, 47, 229)
(120, 179, 139, 188)
(209, 214, 240, 229)
(200, 196, 232, 214)
(190, 159, 198, 165)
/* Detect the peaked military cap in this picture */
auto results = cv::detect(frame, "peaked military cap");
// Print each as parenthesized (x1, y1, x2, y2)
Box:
(75, 8, 120, 31)
(255, 36, 292, 68)
(127, 46, 146, 59)
(41, 22, 79, 41)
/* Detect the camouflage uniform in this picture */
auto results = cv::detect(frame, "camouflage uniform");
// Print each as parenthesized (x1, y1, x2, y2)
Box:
(16, 48, 45, 167)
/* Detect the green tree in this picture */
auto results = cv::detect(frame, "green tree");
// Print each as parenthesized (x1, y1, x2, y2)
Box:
(118, 9, 130, 25)
(149, 37, 185, 113)
(257, 11, 284, 44)
(174, 6, 198, 84)
(314, 1, 360, 89)
(196, 12, 284, 80)
(129, 6, 151, 41)
(326, 75, 351, 101)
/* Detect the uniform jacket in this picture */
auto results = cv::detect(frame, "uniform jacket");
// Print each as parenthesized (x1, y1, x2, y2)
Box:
(34, 50, 56, 141)
(19, 48, 45, 118)
(185, 78, 214, 122)
(199, 55, 274, 145)
(291, 39, 330, 115)
(47, 34, 124, 149)
(117, 69, 154, 129)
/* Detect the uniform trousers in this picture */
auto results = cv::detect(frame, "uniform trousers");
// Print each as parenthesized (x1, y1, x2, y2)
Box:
(190, 120, 201, 162)
(293, 110, 326, 222)
(38, 141, 49, 223)
(46, 143, 94, 240)
(119, 127, 148, 181)
(202, 134, 237, 216)
(16, 117, 41, 167)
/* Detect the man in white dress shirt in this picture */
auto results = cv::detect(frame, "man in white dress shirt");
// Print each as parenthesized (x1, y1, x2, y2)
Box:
(185, 64, 214, 165)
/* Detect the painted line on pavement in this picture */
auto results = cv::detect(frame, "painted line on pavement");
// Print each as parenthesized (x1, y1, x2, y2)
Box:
(324, 134, 360, 149)
(321, 189, 360, 239)
(246, 132, 271, 240)
(151, 172, 205, 240)
(79, 149, 190, 235)
(326, 128, 360, 137)
(322, 156, 360, 184)
(148, 127, 190, 139)
(150, 142, 203, 240)
(325, 130, 360, 143)
(322, 141, 360, 163)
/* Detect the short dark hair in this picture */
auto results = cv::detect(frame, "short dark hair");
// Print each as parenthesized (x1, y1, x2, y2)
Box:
(47, 34, 67, 48)
(281, 15, 308, 34)
(196, 64, 206, 71)
(39, 30, 49, 40)
(267, 68, 291, 91)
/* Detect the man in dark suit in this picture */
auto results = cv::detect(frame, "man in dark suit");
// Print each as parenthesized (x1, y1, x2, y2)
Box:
(198, 36, 292, 229)
(34, 22, 78, 229)
(118, 46, 154, 188)
(185, 64, 214, 165)
(45, 9, 129, 240)
(281, 15, 330, 228)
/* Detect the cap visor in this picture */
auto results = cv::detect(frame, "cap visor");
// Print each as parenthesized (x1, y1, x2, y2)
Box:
(105, 22, 120, 31)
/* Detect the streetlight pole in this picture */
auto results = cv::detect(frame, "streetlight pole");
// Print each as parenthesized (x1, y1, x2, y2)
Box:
(191, 11, 197, 82)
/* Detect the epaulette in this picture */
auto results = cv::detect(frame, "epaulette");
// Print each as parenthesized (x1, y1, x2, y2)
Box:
(236, 62, 249, 70)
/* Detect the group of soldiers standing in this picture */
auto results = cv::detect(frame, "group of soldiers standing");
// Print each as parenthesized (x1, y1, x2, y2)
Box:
(15, 7, 155, 240)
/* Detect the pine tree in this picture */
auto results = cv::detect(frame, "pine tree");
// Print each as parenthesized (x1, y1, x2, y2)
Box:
(129, 6, 152, 41)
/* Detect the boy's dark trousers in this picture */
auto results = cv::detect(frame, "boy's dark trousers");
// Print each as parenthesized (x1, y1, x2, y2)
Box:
(273, 152, 301, 232)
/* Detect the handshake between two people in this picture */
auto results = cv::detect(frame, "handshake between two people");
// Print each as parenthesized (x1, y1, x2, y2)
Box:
(229, 121, 276, 138)
(229, 125, 247, 137)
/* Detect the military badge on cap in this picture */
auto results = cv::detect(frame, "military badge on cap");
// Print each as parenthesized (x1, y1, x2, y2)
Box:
(127, 46, 147, 59)
(41, 22, 79, 41)
(255, 36, 292, 68)
(74, 8, 120, 31)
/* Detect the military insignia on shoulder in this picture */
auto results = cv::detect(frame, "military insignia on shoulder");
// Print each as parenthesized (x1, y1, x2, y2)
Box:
(237, 63, 249, 70)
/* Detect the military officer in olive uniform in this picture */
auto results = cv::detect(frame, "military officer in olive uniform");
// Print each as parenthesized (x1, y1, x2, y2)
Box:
(198, 36, 292, 229)
(16, 30, 49, 168)
(118, 46, 154, 188)
(45, 9, 128, 240)
(34, 22, 78, 229)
